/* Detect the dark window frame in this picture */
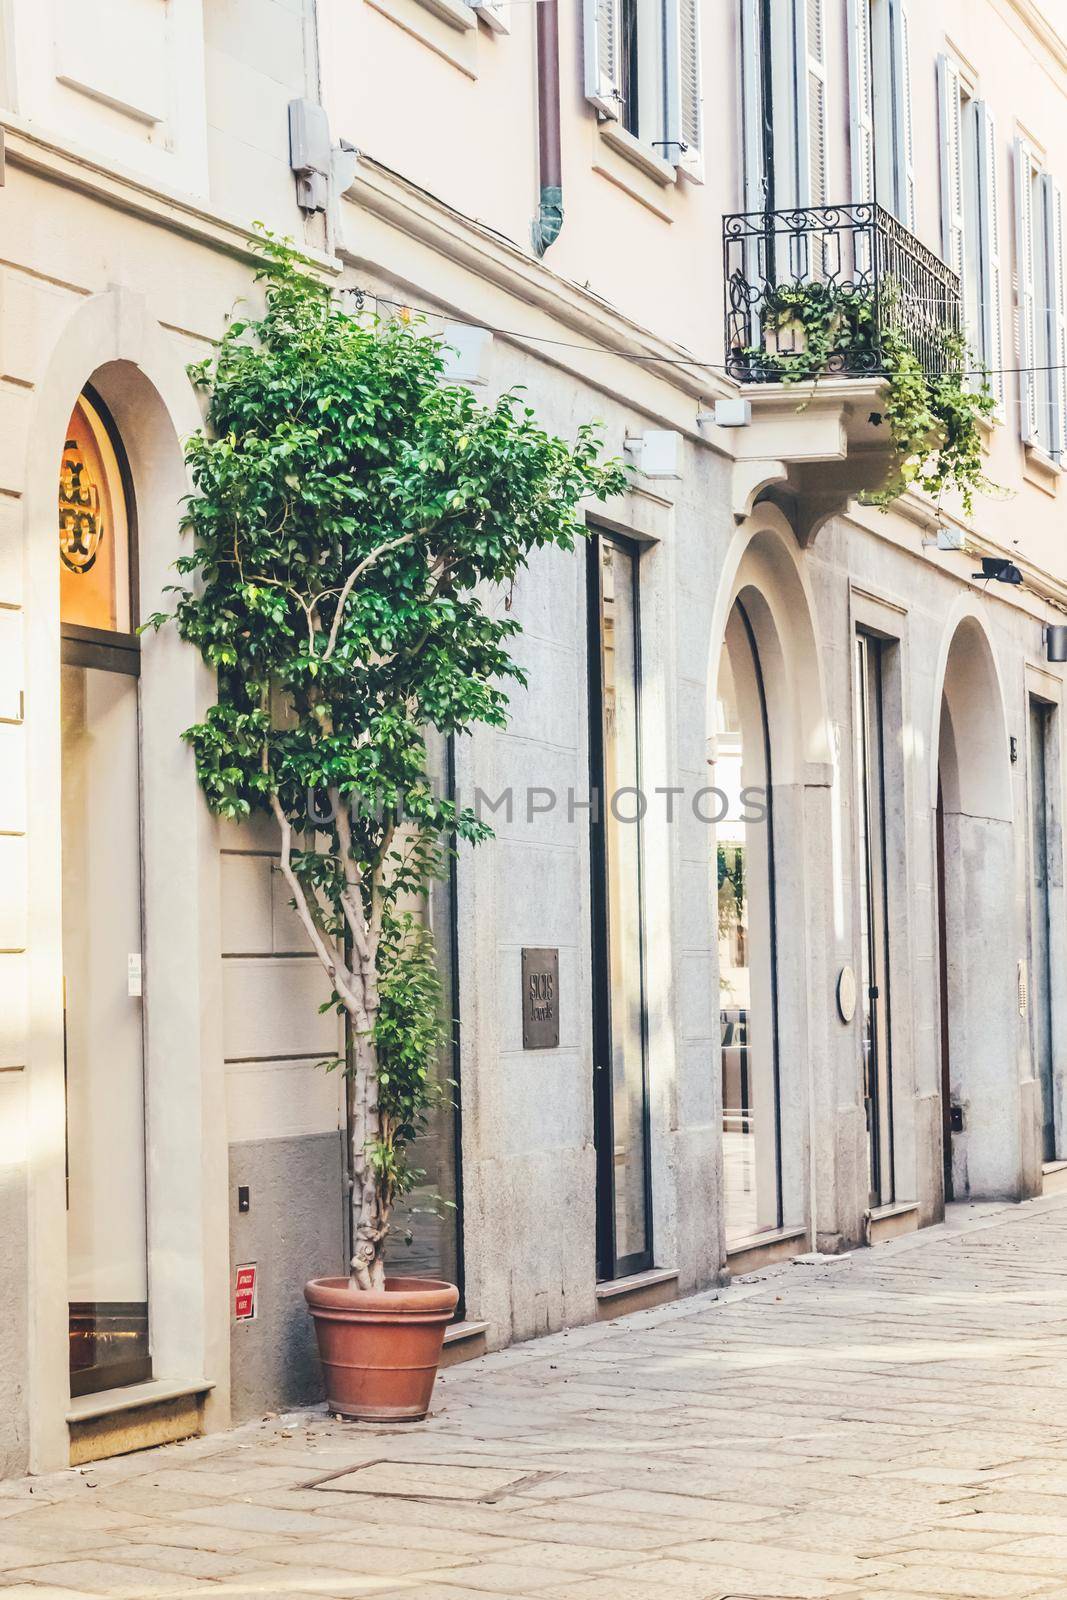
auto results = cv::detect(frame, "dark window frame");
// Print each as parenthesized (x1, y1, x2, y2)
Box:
(720, 597, 784, 1241)
(587, 529, 653, 1283)
(855, 628, 896, 1210)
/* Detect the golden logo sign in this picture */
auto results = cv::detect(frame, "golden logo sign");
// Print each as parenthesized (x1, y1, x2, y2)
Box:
(59, 437, 104, 575)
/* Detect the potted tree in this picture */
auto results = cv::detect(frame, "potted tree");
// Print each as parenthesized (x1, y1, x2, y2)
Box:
(154, 238, 624, 1421)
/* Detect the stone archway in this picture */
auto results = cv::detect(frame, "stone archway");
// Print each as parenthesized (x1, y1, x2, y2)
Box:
(708, 511, 832, 1261)
(21, 287, 229, 1470)
(933, 613, 1018, 1201)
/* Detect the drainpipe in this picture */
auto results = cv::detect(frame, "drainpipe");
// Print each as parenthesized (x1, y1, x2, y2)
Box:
(532, 0, 563, 256)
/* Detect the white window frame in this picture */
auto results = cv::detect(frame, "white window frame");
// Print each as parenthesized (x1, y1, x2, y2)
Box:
(584, 0, 701, 180)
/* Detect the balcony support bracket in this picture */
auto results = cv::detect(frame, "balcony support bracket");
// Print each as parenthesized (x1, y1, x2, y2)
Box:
(733, 459, 789, 524)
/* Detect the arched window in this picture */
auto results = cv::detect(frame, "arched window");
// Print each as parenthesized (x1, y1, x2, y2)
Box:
(59, 389, 150, 1396)
(59, 393, 132, 636)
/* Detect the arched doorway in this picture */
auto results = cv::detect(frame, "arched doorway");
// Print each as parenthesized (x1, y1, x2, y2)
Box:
(934, 615, 1017, 1200)
(710, 516, 832, 1255)
(716, 600, 781, 1242)
(23, 286, 229, 1469)
(59, 389, 151, 1395)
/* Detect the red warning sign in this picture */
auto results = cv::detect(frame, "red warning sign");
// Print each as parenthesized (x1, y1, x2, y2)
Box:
(234, 1263, 257, 1321)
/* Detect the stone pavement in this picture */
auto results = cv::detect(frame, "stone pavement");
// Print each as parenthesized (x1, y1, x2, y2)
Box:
(7, 1197, 1067, 1600)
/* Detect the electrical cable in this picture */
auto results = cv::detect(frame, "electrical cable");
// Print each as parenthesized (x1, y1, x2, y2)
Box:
(346, 286, 1067, 387)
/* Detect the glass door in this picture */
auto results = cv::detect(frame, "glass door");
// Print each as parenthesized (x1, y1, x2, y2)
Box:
(855, 632, 894, 1210)
(717, 602, 781, 1244)
(589, 533, 652, 1280)
(60, 392, 151, 1395)
(1029, 698, 1056, 1163)
(382, 730, 462, 1297)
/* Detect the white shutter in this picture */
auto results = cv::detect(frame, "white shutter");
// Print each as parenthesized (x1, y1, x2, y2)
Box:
(771, 0, 804, 209)
(583, 0, 622, 120)
(1015, 138, 1039, 444)
(937, 57, 966, 287)
(848, 0, 875, 204)
(664, 0, 704, 182)
(975, 101, 1005, 408)
(1043, 176, 1067, 459)
(890, 0, 916, 229)
(797, 0, 828, 208)
(469, 0, 507, 31)
(740, 0, 767, 212)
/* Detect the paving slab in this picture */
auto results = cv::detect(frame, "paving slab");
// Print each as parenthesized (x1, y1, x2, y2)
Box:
(8, 1197, 1067, 1597)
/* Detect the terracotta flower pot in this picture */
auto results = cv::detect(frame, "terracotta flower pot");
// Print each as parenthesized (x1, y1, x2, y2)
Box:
(304, 1275, 459, 1422)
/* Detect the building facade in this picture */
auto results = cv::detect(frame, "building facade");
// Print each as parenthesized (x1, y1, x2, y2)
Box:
(2, 0, 1067, 1476)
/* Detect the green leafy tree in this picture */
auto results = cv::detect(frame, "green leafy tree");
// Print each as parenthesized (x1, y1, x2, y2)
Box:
(154, 239, 626, 1289)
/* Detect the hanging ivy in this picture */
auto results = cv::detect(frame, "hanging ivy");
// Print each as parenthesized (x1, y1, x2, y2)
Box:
(740, 280, 999, 517)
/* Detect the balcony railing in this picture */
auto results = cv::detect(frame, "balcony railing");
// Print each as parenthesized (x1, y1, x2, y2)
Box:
(724, 202, 962, 384)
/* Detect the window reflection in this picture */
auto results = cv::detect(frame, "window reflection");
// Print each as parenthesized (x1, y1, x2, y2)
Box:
(384, 731, 461, 1294)
(717, 603, 781, 1245)
(591, 535, 651, 1279)
(60, 396, 131, 634)
(60, 391, 150, 1396)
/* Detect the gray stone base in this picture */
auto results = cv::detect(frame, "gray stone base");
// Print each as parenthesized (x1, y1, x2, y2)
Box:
(228, 1132, 345, 1423)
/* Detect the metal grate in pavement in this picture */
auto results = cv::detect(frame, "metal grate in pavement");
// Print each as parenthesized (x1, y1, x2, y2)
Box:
(308, 1458, 552, 1502)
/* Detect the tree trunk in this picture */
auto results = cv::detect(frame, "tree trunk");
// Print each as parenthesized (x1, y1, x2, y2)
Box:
(347, 941, 389, 1291)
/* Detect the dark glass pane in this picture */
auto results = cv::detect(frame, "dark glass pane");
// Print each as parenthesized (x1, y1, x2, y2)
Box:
(717, 606, 779, 1243)
(384, 731, 461, 1291)
(62, 662, 150, 1395)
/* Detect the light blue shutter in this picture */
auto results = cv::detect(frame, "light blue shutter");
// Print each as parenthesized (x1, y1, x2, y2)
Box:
(583, 0, 621, 120)
(974, 101, 1004, 409)
(937, 57, 966, 285)
(890, 0, 916, 229)
(1015, 138, 1039, 444)
(664, 0, 703, 181)
(848, 0, 874, 203)
(1043, 176, 1067, 459)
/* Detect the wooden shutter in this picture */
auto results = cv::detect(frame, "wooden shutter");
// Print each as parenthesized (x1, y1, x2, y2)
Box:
(848, 0, 875, 203)
(583, 0, 622, 119)
(1043, 176, 1067, 458)
(890, 0, 916, 229)
(975, 101, 1004, 408)
(665, 0, 704, 181)
(1015, 138, 1039, 444)
(937, 57, 966, 286)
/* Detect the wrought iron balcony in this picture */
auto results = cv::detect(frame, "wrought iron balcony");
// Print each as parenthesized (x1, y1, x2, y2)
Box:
(724, 202, 962, 384)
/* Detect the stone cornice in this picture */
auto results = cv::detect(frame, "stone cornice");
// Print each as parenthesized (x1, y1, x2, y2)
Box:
(338, 151, 735, 430)
(999, 0, 1067, 77)
(0, 113, 339, 278)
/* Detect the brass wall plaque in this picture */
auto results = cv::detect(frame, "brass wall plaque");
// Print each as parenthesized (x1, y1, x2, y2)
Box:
(521, 947, 559, 1049)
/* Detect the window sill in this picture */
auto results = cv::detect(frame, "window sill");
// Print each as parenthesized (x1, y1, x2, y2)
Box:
(726, 1225, 808, 1277)
(413, 0, 475, 29)
(595, 1266, 678, 1319)
(1023, 441, 1062, 497)
(597, 121, 677, 188)
(864, 1200, 919, 1246)
(66, 1376, 213, 1424)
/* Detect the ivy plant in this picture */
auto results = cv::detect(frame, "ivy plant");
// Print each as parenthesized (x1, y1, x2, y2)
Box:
(741, 279, 998, 516)
(152, 237, 626, 1290)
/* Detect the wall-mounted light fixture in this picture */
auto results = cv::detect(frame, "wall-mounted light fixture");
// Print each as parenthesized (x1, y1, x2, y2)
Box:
(1046, 624, 1067, 663)
(972, 556, 1023, 585)
(624, 430, 683, 479)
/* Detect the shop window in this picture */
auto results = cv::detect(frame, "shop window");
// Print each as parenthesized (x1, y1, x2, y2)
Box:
(717, 601, 781, 1246)
(59, 389, 150, 1396)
